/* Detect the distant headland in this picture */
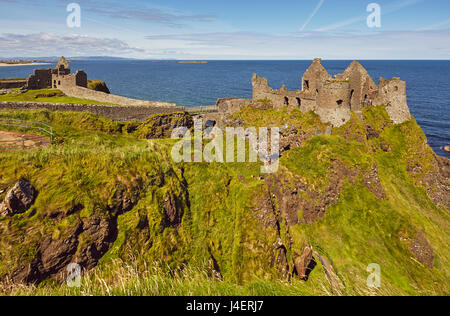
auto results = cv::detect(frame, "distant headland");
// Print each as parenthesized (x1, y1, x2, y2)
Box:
(152, 60, 208, 64)
(0, 60, 51, 67)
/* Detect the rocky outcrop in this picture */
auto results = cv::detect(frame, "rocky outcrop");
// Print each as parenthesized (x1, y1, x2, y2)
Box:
(12, 216, 117, 284)
(423, 155, 450, 210)
(0, 179, 37, 218)
(136, 112, 194, 139)
(87, 80, 110, 94)
(163, 194, 184, 228)
(293, 247, 316, 281)
(408, 233, 434, 268)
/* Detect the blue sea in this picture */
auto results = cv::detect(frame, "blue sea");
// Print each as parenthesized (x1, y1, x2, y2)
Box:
(0, 60, 449, 157)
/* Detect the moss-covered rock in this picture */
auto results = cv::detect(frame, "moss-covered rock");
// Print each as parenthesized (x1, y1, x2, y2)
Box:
(134, 112, 194, 139)
(87, 80, 110, 94)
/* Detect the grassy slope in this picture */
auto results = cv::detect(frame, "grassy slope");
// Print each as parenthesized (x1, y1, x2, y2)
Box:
(0, 89, 114, 105)
(0, 107, 448, 296)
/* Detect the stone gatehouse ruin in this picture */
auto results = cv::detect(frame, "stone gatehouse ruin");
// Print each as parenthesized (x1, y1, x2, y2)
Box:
(217, 58, 411, 127)
(22, 56, 88, 90)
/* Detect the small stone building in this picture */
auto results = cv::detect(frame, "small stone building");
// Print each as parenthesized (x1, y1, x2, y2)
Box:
(226, 58, 411, 127)
(26, 56, 87, 90)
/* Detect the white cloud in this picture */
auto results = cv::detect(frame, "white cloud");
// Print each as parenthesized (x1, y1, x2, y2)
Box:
(145, 30, 450, 60)
(0, 32, 145, 57)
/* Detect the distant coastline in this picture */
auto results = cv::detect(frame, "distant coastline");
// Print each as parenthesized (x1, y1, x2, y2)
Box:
(152, 60, 208, 64)
(0, 62, 51, 67)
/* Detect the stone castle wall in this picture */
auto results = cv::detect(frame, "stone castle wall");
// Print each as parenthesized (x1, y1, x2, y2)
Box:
(0, 80, 27, 89)
(53, 71, 87, 89)
(251, 74, 308, 110)
(245, 59, 412, 127)
(0, 101, 185, 121)
(375, 77, 411, 124)
(27, 69, 52, 90)
(59, 86, 176, 107)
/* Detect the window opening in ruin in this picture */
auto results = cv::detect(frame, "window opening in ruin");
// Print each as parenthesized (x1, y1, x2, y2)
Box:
(284, 97, 289, 106)
(394, 86, 398, 91)
(337, 100, 343, 106)
(304, 80, 310, 90)
(296, 98, 301, 107)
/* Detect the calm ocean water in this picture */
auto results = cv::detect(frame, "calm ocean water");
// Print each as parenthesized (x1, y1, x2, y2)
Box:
(0, 60, 449, 157)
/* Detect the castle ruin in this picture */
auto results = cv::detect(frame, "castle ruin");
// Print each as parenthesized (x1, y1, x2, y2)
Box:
(2, 57, 176, 107)
(219, 58, 411, 126)
(26, 56, 87, 90)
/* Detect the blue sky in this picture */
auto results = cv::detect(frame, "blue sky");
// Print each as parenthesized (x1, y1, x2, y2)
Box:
(0, 0, 450, 59)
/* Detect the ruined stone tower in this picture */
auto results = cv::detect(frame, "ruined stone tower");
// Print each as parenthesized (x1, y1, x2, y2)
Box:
(248, 58, 411, 126)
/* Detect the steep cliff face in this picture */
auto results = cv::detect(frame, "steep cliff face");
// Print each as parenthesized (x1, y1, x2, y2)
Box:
(0, 108, 448, 295)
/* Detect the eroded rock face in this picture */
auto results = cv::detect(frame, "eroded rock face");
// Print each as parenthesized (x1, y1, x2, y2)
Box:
(409, 233, 434, 268)
(137, 112, 194, 139)
(279, 127, 307, 154)
(12, 222, 83, 284)
(76, 217, 118, 270)
(0, 179, 37, 217)
(423, 155, 450, 211)
(12, 216, 118, 285)
(163, 194, 184, 228)
(294, 247, 316, 281)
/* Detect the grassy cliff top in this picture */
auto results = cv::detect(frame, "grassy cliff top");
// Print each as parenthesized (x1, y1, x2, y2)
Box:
(0, 106, 448, 296)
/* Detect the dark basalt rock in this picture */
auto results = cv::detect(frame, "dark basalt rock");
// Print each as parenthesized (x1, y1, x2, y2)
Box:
(0, 179, 37, 217)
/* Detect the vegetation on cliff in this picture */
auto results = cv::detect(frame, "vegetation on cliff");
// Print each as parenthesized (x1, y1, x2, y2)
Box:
(0, 105, 448, 296)
(87, 80, 110, 94)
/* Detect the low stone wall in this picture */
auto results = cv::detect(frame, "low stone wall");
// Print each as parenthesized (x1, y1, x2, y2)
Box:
(60, 86, 176, 107)
(0, 80, 27, 90)
(0, 101, 186, 121)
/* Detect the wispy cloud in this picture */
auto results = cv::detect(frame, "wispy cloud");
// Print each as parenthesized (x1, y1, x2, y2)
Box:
(144, 29, 450, 59)
(0, 33, 145, 57)
(89, 8, 215, 27)
(316, 0, 425, 32)
(418, 18, 450, 31)
(299, 0, 325, 32)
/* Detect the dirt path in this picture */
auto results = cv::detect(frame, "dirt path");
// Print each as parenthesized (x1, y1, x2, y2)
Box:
(0, 130, 50, 148)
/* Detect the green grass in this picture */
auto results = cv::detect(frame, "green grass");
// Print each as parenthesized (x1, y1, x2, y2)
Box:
(0, 78, 26, 81)
(4, 259, 338, 296)
(0, 106, 448, 296)
(0, 88, 114, 105)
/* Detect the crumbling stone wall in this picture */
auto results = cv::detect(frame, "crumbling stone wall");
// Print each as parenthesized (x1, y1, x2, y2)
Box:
(0, 101, 185, 121)
(302, 58, 331, 92)
(0, 80, 27, 89)
(217, 98, 256, 115)
(340, 61, 378, 112)
(244, 58, 412, 127)
(52, 71, 87, 89)
(27, 69, 52, 90)
(251, 74, 308, 110)
(316, 80, 352, 127)
(375, 77, 411, 124)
